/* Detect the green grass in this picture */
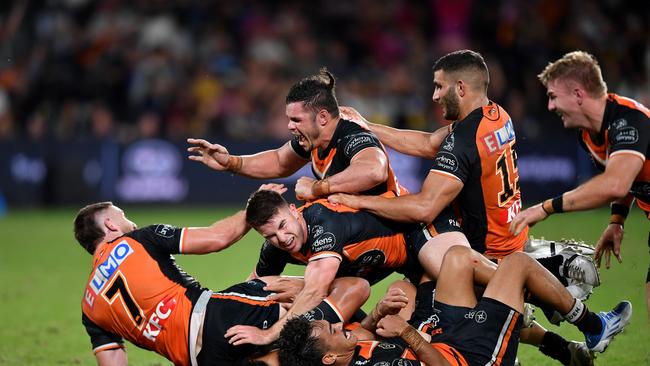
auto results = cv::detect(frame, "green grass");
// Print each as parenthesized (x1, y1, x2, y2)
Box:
(0, 206, 647, 365)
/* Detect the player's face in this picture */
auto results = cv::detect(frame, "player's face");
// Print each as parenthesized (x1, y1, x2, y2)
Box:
(256, 204, 307, 253)
(432, 70, 461, 120)
(311, 320, 357, 356)
(546, 79, 583, 128)
(105, 205, 137, 234)
(286, 102, 320, 151)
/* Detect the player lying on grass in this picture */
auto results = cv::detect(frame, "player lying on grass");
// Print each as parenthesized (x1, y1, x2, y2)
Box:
(277, 245, 632, 366)
(227, 189, 598, 365)
(73, 186, 370, 366)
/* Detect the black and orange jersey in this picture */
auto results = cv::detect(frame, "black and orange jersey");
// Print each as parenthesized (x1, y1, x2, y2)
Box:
(578, 93, 650, 214)
(291, 119, 405, 196)
(254, 199, 427, 285)
(350, 340, 467, 366)
(81, 225, 202, 365)
(430, 102, 528, 258)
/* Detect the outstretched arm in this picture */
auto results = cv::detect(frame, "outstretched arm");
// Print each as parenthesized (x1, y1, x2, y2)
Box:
(188, 138, 307, 178)
(340, 106, 449, 158)
(183, 184, 288, 254)
(510, 153, 643, 235)
(329, 171, 463, 223)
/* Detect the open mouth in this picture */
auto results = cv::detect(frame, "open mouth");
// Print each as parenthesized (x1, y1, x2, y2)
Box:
(282, 236, 294, 249)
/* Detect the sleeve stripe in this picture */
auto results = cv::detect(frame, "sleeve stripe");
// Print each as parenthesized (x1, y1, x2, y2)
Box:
(609, 149, 646, 162)
(429, 169, 463, 182)
(93, 342, 124, 354)
(178, 228, 187, 253)
(309, 252, 342, 262)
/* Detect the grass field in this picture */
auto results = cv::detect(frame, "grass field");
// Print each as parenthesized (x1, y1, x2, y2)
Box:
(0, 206, 648, 365)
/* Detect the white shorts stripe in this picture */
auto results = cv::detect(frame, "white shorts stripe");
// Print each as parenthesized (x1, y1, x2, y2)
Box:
(213, 291, 269, 302)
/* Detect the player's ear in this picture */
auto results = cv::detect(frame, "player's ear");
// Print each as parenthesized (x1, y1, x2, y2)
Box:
(322, 353, 336, 365)
(288, 203, 299, 217)
(317, 109, 329, 125)
(104, 217, 118, 232)
(457, 79, 466, 97)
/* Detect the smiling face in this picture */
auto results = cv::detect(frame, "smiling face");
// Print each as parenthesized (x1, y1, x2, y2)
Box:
(545, 79, 585, 129)
(256, 204, 306, 253)
(286, 101, 321, 151)
(432, 70, 461, 121)
(310, 320, 357, 359)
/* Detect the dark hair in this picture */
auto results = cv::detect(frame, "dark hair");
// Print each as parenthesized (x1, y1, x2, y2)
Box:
(286, 68, 340, 118)
(277, 317, 325, 366)
(74, 201, 113, 254)
(246, 190, 289, 228)
(432, 49, 489, 92)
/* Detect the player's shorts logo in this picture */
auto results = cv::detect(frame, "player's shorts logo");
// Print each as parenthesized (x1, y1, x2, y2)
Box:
(391, 360, 414, 366)
(474, 310, 488, 324)
(377, 342, 396, 350)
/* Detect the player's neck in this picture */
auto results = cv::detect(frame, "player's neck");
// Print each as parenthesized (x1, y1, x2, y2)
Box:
(582, 95, 607, 133)
(317, 117, 339, 149)
(459, 95, 490, 121)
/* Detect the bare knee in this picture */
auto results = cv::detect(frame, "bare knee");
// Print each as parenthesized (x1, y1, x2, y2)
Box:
(499, 251, 534, 270)
(333, 277, 371, 302)
(443, 245, 478, 269)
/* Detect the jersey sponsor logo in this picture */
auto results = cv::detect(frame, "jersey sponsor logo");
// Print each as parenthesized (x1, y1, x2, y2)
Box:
(143, 296, 177, 342)
(481, 118, 516, 154)
(89, 241, 134, 294)
(154, 224, 175, 238)
(442, 133, 455, 151)
(391, 360, 414, 366)
(311, 225, 324, 237)
(499, 198, 522, 224)
(377, 342, 396, 350)
(344, 134, 374, 156)
(312, 232, 336, 252)
(301, 307, 326, 321)
(434, 152, 459, 172)
(612, 126, 639, 145)
(354, 360, 370, 365)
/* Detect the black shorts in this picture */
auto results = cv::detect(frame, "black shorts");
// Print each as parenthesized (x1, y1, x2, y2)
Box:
(430, 298, 522, 366)
(197, 279, 280, 364)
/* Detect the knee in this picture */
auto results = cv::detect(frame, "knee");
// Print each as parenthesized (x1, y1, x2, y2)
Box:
(500, 251, 532, 269)
(442, 245, 476, 268)
(339, 277, 371, 301)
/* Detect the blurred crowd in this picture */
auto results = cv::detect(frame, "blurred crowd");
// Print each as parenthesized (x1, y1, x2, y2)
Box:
(0, 0, 647, 144)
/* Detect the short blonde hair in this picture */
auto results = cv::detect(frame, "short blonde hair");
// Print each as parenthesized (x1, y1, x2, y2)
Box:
(538, 51, 607, 97)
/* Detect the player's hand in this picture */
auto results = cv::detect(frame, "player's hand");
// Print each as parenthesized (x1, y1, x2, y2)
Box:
(187, 138, 231, 171)
(375, 288, 409, 317)
(225, 325, 275, 346)
(258, 183, 287, 195)
(295, 176, 318, 201)
(339, 106, 370, 130)
(594, 223, 624, 269)
(509, 203, 547, 235)
(263, 276, 305, 303)
(328, 193, 361, 208)
(375, 315, 409, 338)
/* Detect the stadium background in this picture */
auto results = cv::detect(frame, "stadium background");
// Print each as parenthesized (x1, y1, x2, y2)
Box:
(0, 1, 648, 365)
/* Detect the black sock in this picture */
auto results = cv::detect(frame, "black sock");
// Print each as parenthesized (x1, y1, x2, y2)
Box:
(539, 331, 570, 365)
(536, 255, 567, 286)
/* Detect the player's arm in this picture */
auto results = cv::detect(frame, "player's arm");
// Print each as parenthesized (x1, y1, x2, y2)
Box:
(296, 146, 389, 200)
(594, 193, 635, 268)
(225, 257, 340, 345)
(181, 210, 249, 254)
(95, 348, 128, 366)
(510, 153, 643, 235)
(330, 171, 463, 223)
(376, 315, 451, 366)
(339, 105, 447, 158)
(188, 139, 307, 178)
(369, 123, 449, 159)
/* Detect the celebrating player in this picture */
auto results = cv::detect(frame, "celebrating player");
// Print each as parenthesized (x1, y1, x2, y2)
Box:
(510, 51, 649, 317)
(188, 68, 405, 201)
(75, 192, 369, 365)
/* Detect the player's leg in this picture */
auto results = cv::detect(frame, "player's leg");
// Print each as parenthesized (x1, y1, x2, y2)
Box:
(417, 231, 472, 280)
(484, 252, 632, 353)
(434, 245, 496, 308)
(646, 230, 650, 321)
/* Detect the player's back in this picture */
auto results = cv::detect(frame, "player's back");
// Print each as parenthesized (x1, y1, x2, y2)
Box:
(81, 228, 201, 365)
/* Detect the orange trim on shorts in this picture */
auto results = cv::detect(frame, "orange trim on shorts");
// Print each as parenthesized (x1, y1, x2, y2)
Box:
(431, 343, 468, 366)
(493, 311, 520, 366)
